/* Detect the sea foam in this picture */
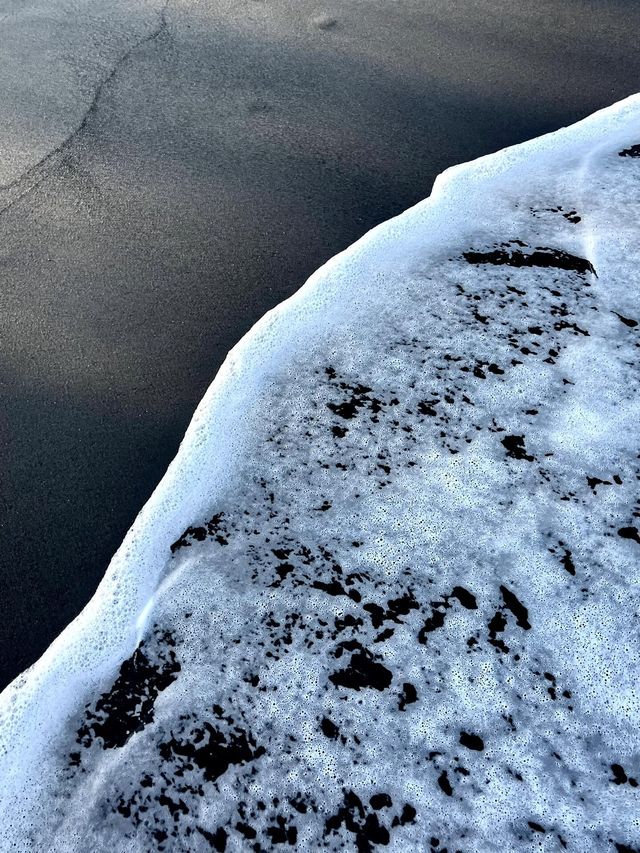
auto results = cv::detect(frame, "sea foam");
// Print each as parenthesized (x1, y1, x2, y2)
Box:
(1, 96, 639, 851)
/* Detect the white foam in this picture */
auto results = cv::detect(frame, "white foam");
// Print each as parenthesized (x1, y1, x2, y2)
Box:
(1, 95, 639, 851)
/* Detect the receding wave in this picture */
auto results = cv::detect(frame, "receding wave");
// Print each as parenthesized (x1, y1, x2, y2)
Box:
(1, 95, 639, 852)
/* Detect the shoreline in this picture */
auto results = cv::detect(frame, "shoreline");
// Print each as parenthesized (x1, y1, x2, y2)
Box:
(3, 0, 640, 690)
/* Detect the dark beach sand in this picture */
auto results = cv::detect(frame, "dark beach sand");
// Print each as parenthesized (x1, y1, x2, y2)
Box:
(1, 0, 640, 689)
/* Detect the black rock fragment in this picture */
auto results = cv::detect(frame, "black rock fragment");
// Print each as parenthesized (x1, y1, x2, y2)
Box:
(487, 610, 509, 653)
(324, 790, 390, 853)
(418, 607, 447, 644)
(391, 804, 417, 827)
(611, 763, 638, 787)
(196, 826, 228, 851)
(559, 548, 576, 576)
(235, 822, 257, 840)
(265, 816, 297, 845)
(170, 512, 229, 553)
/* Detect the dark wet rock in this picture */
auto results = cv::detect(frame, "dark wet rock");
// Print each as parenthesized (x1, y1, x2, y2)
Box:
(312, 579, 350, 598)
(418, 606, 447, 644)
(265, 815, 297, 845)
(611, 763, 628, 784)
(364, 593, 419, 628)
(171, 512, 229, 553)
(554, 319, 590, 337)
(551, 543, 576, 575)
(488, 610, 510, 653)
(611, 764, 638, 787)
(158, 792, 189, 818)
(272, 562, 294, 585)
(327, 383, 376, 420)
(560, 550, 575, 576)
(289, 795, 312, 815)
(488, 611, 507, 634)
(363, 603, 386, 628)
(417, 400, 438, 416)
(587, 476, 613, 492)
(324, 790, 410, 853)
(374, 627, 395, 643)
(334, 613, 364, 633)
(391, 804, 417, 827)
(387, 593, 420, 619)
(235, 821, 257, 839)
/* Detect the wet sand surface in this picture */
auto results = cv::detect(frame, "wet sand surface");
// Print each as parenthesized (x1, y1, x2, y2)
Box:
(1, 0, 640, 688)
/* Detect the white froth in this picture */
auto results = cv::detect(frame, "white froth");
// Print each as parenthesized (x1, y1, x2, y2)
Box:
(0, 95, 639, 851)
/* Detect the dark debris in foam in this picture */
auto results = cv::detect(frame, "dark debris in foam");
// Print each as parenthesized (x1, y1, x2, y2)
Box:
(619, 143, 640, 157)
(74, 628, 180, 753)
(324, 790, 416, 853)
(613, 311, 638, 328)
(463, 241, 597, 277)
(530, 205, 582, 224)
(329, 647, 393, 692)
(170, 511, 230, 553)
(618, 525, 640, 546)
(108, 706, 265, 850)
(158, 707, 265, 784)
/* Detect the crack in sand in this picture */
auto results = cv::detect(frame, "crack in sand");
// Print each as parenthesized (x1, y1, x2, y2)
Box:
(0, 2, 170, 219)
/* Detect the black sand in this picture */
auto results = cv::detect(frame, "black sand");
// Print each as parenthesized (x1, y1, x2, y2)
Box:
(1, 0, 640, 688)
